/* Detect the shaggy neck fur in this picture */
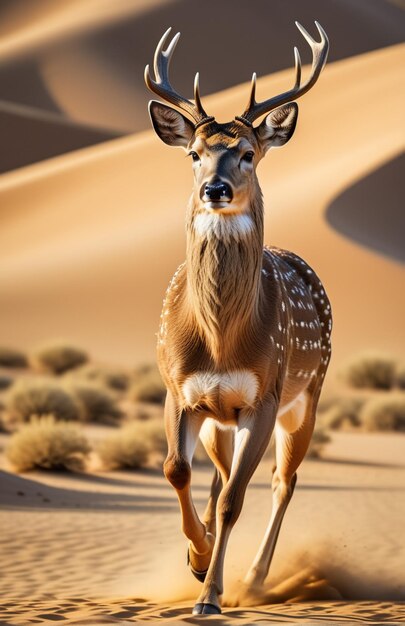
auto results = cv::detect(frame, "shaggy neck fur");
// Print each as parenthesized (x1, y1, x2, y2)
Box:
(186, 191, 264, 364)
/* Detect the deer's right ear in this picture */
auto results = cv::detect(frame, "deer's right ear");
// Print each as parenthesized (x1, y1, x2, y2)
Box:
(149, 101, 194, 148)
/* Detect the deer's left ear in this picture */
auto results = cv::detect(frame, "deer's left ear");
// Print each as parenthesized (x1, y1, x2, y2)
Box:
(256, 103, 298, 151)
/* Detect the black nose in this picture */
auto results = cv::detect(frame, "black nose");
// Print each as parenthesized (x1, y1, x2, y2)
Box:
(204, 181, 232, 202)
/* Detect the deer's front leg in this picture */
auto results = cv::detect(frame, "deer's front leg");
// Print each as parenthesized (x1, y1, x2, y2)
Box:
(163, 391, 214, 561)
(193, 399, 277, 615)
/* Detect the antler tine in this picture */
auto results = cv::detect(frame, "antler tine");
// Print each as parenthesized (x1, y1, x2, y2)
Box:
(248, 73, 257, 110)
(193, 72, 208, 118)
(145, 28, 211, 125)
(293, 47, 301, 89)
(238, 21, 329, 125)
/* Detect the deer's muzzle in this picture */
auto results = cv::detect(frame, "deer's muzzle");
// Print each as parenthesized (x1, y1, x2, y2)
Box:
(202, 181, 233, 207)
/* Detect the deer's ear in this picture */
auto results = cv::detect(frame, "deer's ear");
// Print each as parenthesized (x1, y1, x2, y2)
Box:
(148, 101, 194, 148)
(256, 103, 298, 152)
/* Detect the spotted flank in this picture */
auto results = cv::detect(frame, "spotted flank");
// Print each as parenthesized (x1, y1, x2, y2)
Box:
(263, 246, 332, 383)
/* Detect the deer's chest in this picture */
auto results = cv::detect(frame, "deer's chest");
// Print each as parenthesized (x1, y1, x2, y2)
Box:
(181, 369, 259, 423)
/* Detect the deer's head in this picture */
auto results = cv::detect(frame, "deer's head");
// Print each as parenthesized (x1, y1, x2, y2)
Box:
(145, 23, 328, 218)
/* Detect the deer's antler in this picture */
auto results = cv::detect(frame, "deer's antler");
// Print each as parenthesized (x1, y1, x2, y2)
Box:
(236, 21, 329, 127)
(145, 28, 214, 127)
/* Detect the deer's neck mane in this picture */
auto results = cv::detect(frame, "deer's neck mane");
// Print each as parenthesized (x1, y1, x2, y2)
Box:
(185, 196, 264, 363)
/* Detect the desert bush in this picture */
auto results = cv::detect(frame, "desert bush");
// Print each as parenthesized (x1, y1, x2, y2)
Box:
(30, 343, 89, 375)
(129, 365, 166, 405)
(66, 364, 130, 392)
(69, 383, 123, 425)
(6, 379, 82, 424)
(139, 418, 167, 455)
(6, 415, 91, 471)
(98, 422, 151, 469)
(320, 396, 364, 430)
(339, 353, 397, 390)
(0, 375, 13, 391)
(0, 347, 27, 368)
(359, 394, 405, 432)
(395, 364, 405, 390)
(307, 427, 331, 458)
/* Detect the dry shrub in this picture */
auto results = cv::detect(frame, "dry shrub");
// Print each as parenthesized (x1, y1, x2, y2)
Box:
(139, 419, 167, 455)
(30, 343, 89, 375)
(69, 383, 123, 425)
(0, 375, 13, 391)
(395, 364, 405, 390)
(98, 417, 168, 469)
(194, 440, 209, 464)
(98, 422, 151, 469)
(307, 427, 331, 458)
(320, 396, 364, 430)
(6, 415, 91, 471)
(129, 365, 166, 405)
(66, 364, 130, 392)
(0, 347, 27, 368)
(339, 353, 397, 390)
(6, 379, 82, 425)
(359, 394, 405, 432)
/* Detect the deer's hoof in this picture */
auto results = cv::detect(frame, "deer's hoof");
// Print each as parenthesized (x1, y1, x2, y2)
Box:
(187, 548, 208, 582)
(192, 602, 221, 615)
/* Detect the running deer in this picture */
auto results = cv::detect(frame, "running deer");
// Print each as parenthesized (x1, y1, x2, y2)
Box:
(145, 22, 331, 614)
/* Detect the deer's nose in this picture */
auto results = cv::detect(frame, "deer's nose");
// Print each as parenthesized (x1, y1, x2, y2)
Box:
(203, 181, 232, 203)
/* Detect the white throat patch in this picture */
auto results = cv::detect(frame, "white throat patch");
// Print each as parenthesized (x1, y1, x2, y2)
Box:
(193, 212, 254, 243)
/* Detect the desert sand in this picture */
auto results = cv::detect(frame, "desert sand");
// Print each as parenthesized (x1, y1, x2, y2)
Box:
(1, 430, 405, 624)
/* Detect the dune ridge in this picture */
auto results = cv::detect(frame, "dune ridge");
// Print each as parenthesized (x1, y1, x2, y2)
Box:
(0, 99, 121, 173)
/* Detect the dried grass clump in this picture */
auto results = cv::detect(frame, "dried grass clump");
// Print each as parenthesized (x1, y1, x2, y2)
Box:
(320, 397, 364, 430)
(307, 427, 331, 458)
(30, 343, 89, 375)
(98, 417, 167, 469)
(129, 365, 166, 405)
(0, 347, 27, 368)
(139, 419, 167, 455)
(6, 415, 91, 471)
(0, 375, 13, 391)
(5, 379, 82, 425)
(98, 422, 151, 469)
(395, 364, 405, 390)
(69, 383, 123, 425)
(359, 394, 405, 432)
(66, 364, 130, 392)
(339, 353, 397, 390)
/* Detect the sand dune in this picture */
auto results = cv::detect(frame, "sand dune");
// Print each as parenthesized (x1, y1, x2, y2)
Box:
(1, 431, 404, 623)
(326, 153, 405, 265)
(0, 0, 403, 133)
(0, 100, 120, 173)
(0, 44, 404, 371)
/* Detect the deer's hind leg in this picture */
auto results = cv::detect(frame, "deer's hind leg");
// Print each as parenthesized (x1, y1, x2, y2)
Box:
(187, 419, 234, 580)
(245, 387, 318, 589)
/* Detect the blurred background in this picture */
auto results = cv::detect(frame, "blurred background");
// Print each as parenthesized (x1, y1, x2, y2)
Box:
(0, 0, 404, 376)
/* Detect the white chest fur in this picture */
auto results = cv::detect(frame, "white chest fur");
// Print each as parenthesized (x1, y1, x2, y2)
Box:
(182, 370, 259, 412)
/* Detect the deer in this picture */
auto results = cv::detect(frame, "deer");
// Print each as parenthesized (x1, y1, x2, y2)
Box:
(144, 21, 331, 615)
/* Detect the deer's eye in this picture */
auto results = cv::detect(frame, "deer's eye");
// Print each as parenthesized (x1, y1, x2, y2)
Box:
(241, 151, 254, 163)
(189, 151, 200, 162)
